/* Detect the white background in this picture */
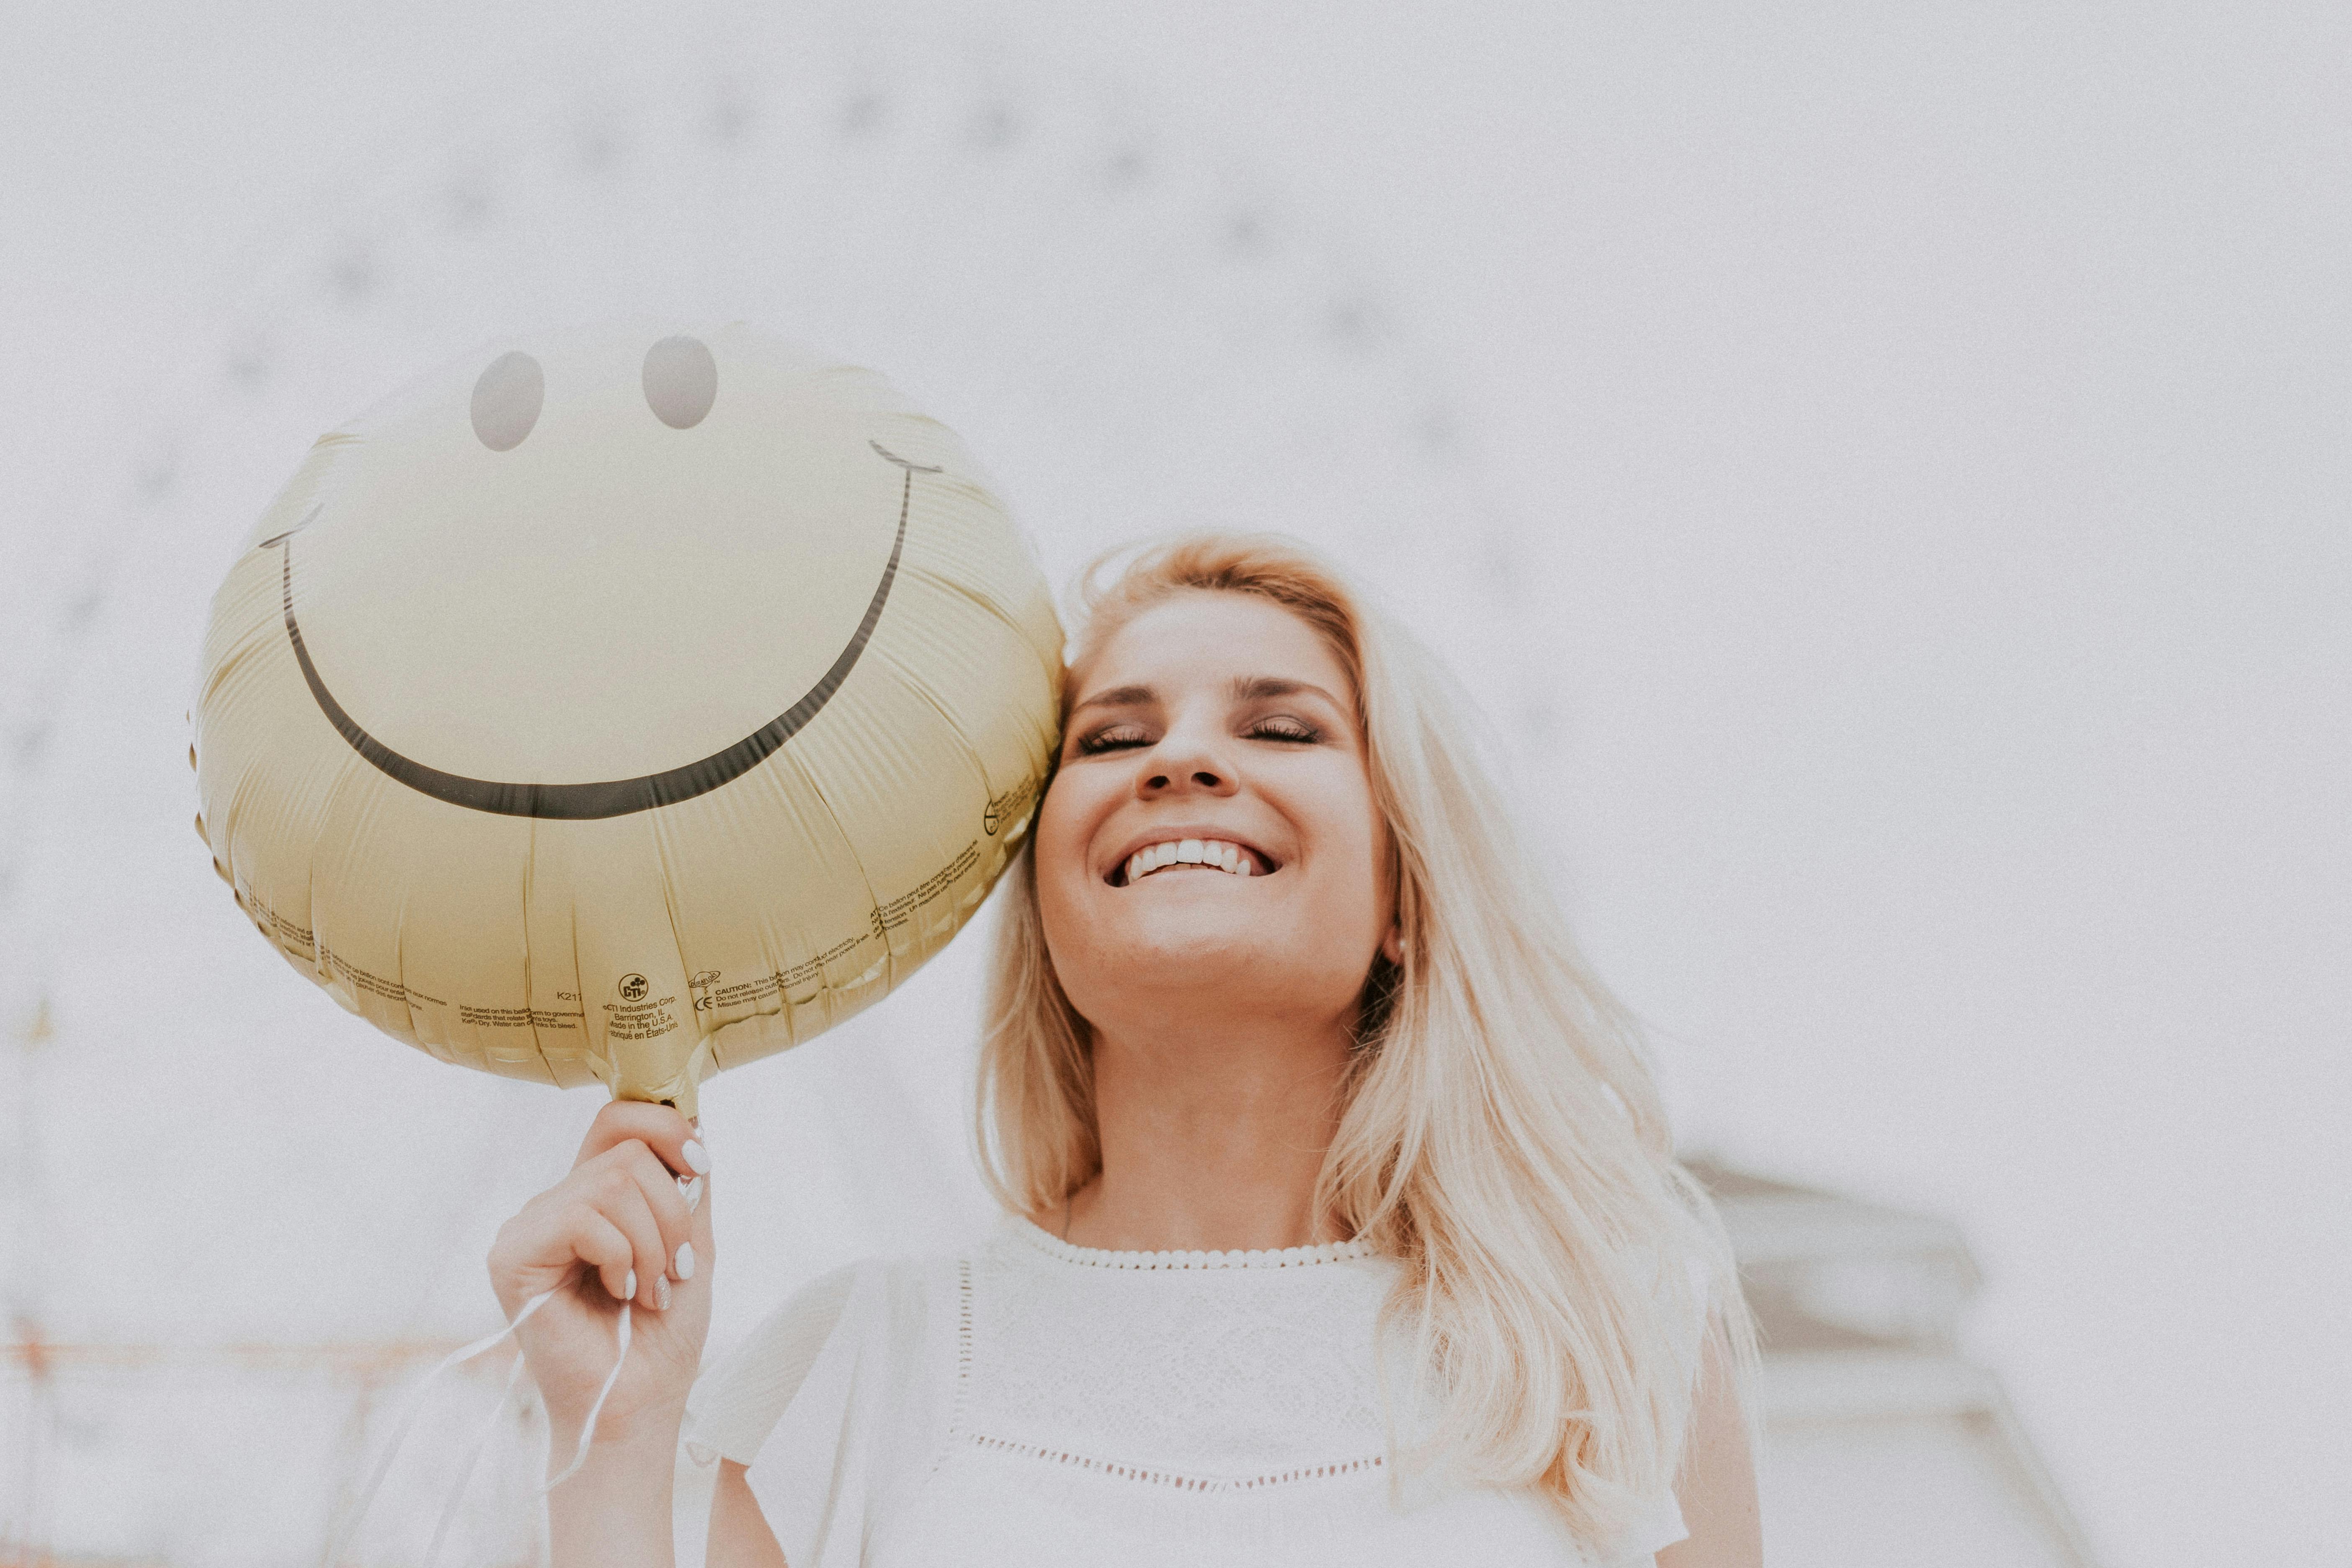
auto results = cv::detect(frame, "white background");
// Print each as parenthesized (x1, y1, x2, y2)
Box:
(3, 3, 2347, 1565)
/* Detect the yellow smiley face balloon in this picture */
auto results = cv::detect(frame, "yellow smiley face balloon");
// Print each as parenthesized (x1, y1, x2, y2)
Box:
(193, 322, 1063, 1116)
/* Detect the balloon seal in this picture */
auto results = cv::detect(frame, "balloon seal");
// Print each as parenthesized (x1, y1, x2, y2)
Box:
(614, 1079, 699, 1122)
(609, 1034, 714, 1121)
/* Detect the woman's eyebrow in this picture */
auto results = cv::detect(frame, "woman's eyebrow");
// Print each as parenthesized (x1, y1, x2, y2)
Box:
(1070, 683, 1156, 715)
(1229, 675, 1343, 708)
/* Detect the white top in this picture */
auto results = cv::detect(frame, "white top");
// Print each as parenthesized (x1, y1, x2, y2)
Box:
(673, 1215, 1689, 1568)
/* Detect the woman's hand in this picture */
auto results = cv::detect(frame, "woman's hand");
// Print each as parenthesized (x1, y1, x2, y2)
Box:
(489, 1099, 715, 1452)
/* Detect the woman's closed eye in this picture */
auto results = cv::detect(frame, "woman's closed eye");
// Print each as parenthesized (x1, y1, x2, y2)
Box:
(1074, 722, 1152, 755)
(1246, 715, 1320, 744)
(1073, 715, 1323, 756)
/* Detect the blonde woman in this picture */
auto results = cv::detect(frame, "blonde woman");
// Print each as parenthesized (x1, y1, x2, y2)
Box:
(490, 535, 1764, 1566)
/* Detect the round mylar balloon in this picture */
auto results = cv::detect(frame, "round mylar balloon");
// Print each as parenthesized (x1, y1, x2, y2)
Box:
(193, 322, 1063, 1115)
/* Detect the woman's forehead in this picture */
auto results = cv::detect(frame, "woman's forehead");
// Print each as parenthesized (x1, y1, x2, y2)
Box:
(1073, 591, 1352, 699)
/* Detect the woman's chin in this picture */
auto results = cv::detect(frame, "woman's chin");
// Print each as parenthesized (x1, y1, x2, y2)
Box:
(1078, 915, 1362, 1015)
(1045, 865, 1373, 1017)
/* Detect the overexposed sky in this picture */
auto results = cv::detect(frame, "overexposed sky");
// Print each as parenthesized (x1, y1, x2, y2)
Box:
(3, 4, 2347, 1565)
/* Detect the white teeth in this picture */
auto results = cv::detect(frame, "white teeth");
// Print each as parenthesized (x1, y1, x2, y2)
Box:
(1121, 838, 1265, 884)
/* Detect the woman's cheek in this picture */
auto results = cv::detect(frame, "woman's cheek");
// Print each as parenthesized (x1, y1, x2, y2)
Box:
(1031, 784, 1100, 950)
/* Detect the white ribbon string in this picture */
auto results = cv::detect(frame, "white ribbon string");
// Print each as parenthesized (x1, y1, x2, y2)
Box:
(319, 1286, 557, 1568)
(420, 1344, 533, 1568)
(317, 1282, 636, 1566)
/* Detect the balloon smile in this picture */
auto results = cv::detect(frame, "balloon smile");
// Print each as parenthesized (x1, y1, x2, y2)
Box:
(275, 441, 926, 820)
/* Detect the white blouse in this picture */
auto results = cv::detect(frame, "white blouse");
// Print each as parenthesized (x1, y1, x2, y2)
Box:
(674, 1215, 1689, 1567)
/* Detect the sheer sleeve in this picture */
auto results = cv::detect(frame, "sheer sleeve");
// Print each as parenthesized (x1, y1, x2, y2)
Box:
(1600, 1490, 1689, 1566)
(672, 1264, 860, 1568)
(692, 1266, 862, 1463)
(674, 1257, 957, 1568)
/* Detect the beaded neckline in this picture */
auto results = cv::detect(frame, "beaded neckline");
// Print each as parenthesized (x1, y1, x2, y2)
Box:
(1004, 1212, 1380, 1270)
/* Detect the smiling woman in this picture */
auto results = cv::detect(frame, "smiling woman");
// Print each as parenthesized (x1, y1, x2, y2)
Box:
(492, 534, 1761, 1567)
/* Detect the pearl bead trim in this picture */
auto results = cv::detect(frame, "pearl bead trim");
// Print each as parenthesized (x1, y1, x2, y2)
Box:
(1007, 1213, 1378, 1269)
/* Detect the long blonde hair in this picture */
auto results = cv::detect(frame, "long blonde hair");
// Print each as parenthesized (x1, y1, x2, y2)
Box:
(975, 533, 1757, 1544)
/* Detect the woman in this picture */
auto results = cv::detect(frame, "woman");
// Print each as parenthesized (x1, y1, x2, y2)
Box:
(490, 535, 1764, 1566)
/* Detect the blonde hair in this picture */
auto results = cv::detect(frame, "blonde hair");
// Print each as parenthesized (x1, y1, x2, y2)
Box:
(975, 533, 1758, 1544)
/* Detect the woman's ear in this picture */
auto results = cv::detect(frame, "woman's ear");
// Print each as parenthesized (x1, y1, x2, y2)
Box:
(1381, 924, 1404, 965)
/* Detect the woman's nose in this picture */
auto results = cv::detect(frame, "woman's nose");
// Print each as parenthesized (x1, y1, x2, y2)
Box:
(1135, 731, 1238, 799)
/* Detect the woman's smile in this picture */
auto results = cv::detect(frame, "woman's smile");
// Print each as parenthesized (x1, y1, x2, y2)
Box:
(1106, 829, 1277, 886)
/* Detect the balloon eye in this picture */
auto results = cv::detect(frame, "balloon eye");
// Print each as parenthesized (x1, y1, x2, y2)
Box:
(470, 351, 544, 451)
(643, 335, 718, 429)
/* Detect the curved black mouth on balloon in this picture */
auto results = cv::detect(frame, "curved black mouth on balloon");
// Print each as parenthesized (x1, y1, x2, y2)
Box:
(271, 440, 935, 819)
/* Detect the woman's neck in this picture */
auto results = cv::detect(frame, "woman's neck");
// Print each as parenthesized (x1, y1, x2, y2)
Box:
(1059, 1017, 1354, 1254)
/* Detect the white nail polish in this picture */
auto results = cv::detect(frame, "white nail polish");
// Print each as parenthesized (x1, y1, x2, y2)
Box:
(682, 1140, 710, 1176)
(674, 1242, 696, 1281)
(655, 1275, 672, 1311)
(680, 1175, 704, 1212)
(622, 1268, 637, 1301)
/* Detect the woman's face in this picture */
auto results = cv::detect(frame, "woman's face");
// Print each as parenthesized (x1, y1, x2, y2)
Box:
(1035, 590, 1394, 1040)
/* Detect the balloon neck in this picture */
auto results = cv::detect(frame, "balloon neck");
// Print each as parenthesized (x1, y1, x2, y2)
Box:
(612, 1078, 699, 1122)
(607, 1035, 714, 1122)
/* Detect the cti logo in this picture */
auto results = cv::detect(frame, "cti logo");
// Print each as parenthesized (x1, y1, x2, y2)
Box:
(617, 973, 650, 1003)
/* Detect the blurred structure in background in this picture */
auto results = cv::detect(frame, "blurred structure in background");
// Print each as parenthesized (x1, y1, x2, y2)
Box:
(1691, 1160, 2102, 1567)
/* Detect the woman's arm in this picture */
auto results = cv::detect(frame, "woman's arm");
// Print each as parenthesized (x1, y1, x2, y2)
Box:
(1654, 1326, 1762, 1568)
(544, 1418, 686, 1565)
(489, 1100, 714, 1566)
(708, 1461, 789, 1568)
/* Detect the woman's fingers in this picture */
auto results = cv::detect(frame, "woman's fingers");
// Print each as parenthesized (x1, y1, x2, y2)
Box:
(575, 1098, 706, 1183)
(485, 1100, 717, 1318)
(492, 1139, 707, 1310)
(678, 1140, 714, 1294)
(554, 1206, 639, 1307)
(585, 1153, 676, 1310)
(610, 1139, 698, 1306)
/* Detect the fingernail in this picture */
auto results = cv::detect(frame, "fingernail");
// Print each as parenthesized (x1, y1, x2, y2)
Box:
(674, 1242, 696, 1281)
(622, 1268, 637, 1301)
(679, 1175, 704, 1212)
(655, 1275, 672, 1311)
(682, 1140, 710, 1176)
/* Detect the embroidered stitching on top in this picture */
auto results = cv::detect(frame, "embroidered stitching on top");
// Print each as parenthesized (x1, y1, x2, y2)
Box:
(930, 1256, 977, 1478)
(967, 1433, 1387, 1493)
(1007, 1215, 1378, 1271)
